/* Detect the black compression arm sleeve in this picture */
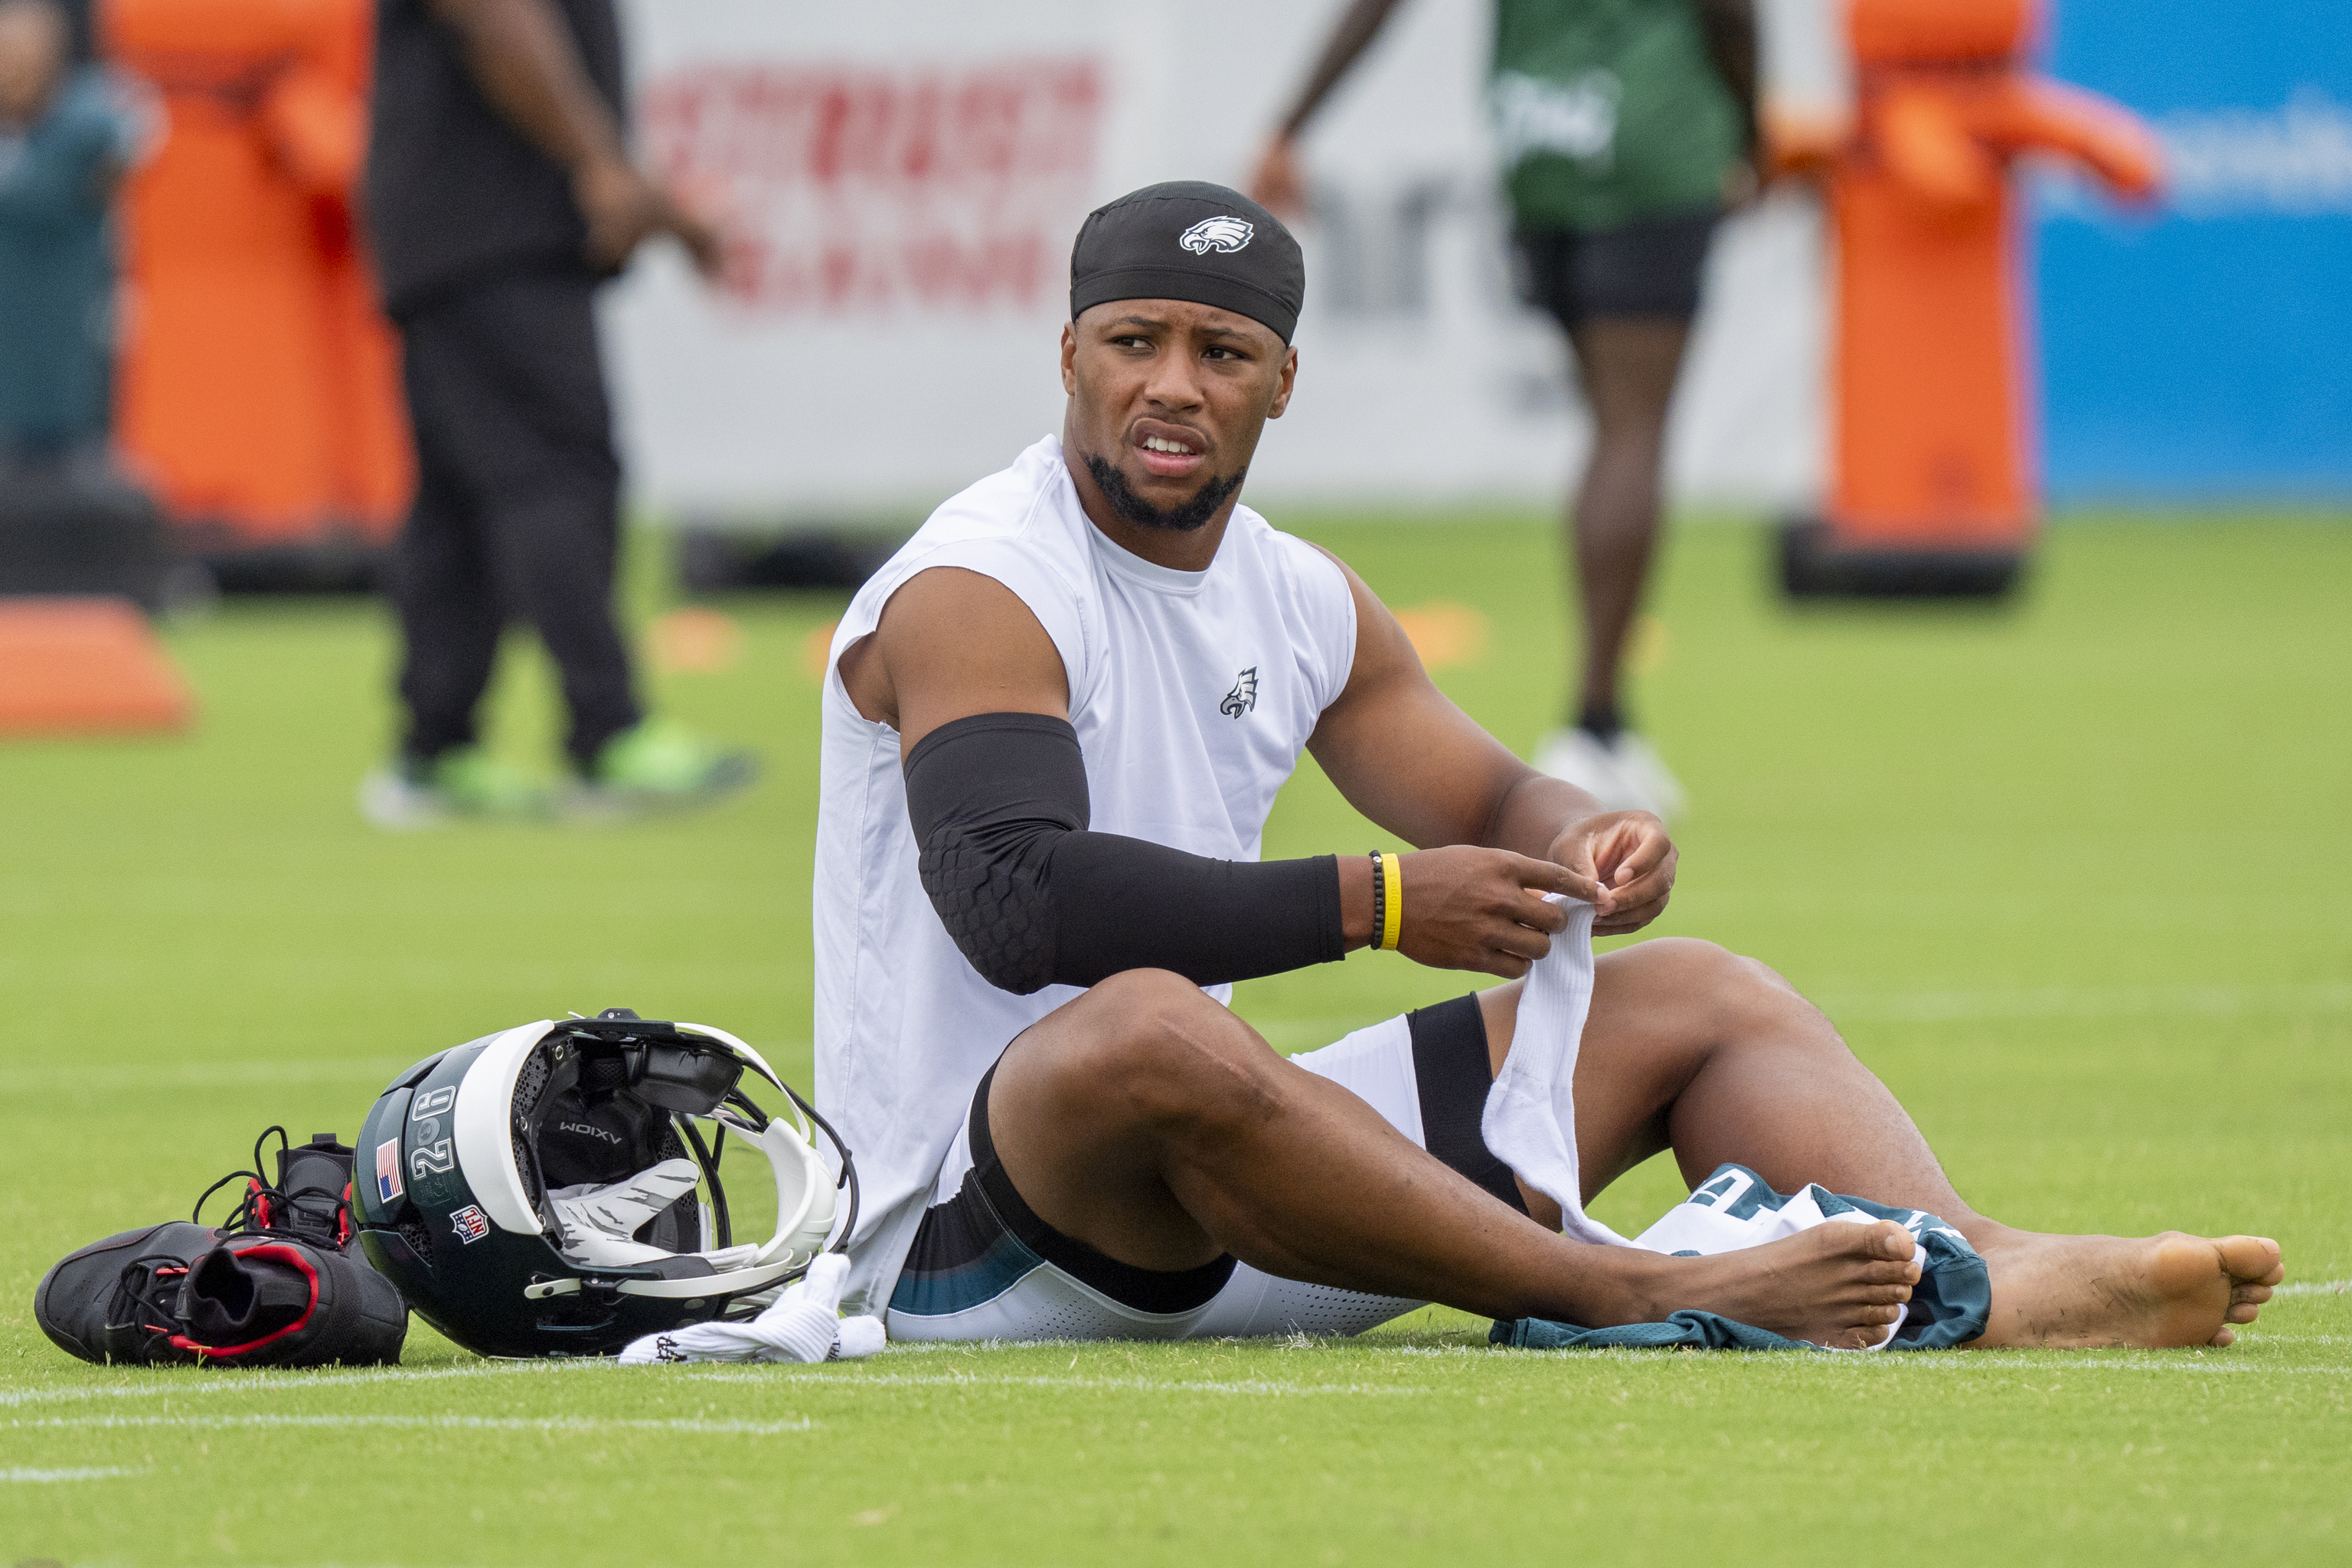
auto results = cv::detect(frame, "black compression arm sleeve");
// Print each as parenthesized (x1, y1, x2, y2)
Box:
(904, 712, 1346, 995)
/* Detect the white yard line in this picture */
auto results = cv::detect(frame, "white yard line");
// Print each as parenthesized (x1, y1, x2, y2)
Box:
(1504, 1351, 2347, 1374)
(4, 1466, 149, 1482)
(1, 1361, 1420, 1408)
(788, 1371, 1427, 1396)
(2274, 1278, 2352, 1296)
(681, 1363, 1429, 1395)
(15, 1414, 812, 1436)
(0, 1358, 610, 1410)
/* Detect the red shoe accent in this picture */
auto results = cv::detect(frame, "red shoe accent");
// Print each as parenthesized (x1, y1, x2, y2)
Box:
(168, 1243, 319, 1361)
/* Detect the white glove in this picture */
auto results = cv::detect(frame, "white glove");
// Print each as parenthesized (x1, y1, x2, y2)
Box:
(617, 1253, 887, 1365)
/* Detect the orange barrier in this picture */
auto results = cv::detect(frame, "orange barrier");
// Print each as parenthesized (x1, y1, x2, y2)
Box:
(0, 597, 192, 736)
(1775, 0, 2161, 593)
(103, 0, 411, 556)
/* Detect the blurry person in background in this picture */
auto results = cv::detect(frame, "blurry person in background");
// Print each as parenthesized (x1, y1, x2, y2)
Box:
(0, 0, 132, 479)
(358, 0, 754, 828)
(1253, 0, 1758, 820)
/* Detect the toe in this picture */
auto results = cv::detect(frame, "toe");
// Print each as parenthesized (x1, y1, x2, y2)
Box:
(2209, 1327, 2236, 1348)
(2216, 1235, 2282, 1282)
(2226, 1303, 2260, 1324)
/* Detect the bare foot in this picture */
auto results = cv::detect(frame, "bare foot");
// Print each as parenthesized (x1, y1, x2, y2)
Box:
(1970, 1230, 2284, 1349)
(1633, 1219, 1923, 1350)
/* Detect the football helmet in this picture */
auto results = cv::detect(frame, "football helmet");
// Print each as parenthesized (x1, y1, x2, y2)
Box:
(353, 1009, 854, 1358)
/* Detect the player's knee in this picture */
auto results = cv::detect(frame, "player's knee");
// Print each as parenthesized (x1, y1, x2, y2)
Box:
(1081, 966, 1214, 1027)
(1653, 939, 1824, 1040)
(1069, 969, 1276, 1132)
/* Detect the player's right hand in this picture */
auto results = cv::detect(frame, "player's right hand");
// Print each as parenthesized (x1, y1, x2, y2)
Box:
(1392, 846, 1595, 978)
(574, 155, 666, 268)
(575, 157, 725, 278)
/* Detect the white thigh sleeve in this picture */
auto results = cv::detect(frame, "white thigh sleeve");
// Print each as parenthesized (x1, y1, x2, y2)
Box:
(1281, 1015, 1423, 1140)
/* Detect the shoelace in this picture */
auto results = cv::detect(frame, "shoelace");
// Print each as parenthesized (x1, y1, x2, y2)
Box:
(106, 1255, 191, 1352)
(191, 1125, 354, 1247)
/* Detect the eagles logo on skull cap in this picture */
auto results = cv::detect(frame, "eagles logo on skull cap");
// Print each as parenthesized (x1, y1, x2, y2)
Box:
(1070, 181, 1304, 343)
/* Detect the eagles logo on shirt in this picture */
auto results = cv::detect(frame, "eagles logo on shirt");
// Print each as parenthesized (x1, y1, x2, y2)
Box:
(1220, 667, 1258, 717)
(1180, 216, 1254, 255)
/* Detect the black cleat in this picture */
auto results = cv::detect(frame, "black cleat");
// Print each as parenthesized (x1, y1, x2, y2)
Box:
(34, 1127, 408, 1367)
(35, 1220, 220, 1364)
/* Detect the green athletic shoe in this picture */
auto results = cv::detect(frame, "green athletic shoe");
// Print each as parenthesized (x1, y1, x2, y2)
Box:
(567, 719, 758, 818)
(358, 746, 550, 829)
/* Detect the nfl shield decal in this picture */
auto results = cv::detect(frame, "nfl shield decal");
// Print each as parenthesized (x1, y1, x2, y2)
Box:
(374, 1138, 403, 1204)
(449, 1204, 492, 1245)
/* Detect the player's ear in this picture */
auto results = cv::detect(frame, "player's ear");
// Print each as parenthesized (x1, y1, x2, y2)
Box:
(1060, 322, 1080, 396)
(1266, 345, 1298, 420)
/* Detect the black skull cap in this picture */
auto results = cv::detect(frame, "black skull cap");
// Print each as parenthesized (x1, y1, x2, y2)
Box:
(1069, 181, 1305, 344)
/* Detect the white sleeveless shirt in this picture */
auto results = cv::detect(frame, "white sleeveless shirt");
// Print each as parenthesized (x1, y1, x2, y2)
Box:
(814, 434, 1358, 1312)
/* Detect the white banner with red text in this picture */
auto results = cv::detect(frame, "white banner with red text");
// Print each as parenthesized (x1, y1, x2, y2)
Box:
(605, 0, 1822, 521)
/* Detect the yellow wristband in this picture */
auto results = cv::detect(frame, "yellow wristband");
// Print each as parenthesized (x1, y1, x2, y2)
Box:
(1377, 850, 1403, 952)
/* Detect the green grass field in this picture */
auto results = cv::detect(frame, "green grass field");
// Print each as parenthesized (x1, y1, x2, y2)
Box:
(3, 513, 2348, 1566)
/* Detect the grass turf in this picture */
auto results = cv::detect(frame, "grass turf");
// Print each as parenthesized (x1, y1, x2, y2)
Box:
(2, 513, 2347, 1566)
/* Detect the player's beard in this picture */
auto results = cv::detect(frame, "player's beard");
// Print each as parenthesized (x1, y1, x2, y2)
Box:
(1086, 452, 1245, 534)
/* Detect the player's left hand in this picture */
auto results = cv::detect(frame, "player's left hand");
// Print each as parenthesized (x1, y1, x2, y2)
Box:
(1548, 811, 1675, 936)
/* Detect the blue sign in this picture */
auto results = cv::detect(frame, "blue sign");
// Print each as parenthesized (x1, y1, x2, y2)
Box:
(2037, 0, 2352, 499)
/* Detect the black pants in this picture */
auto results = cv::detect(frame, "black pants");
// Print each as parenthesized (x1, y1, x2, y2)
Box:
(392, 270, 640, 768)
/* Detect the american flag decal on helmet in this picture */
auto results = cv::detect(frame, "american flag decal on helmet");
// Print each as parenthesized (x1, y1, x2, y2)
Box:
(374, 1138, 403, 1204)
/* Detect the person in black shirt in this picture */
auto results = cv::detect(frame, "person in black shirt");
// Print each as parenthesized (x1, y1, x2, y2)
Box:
(359, 0, 753, 825)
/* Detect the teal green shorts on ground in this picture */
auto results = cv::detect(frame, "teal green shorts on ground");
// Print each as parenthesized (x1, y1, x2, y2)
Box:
(1494, 1164, 1993, 1350)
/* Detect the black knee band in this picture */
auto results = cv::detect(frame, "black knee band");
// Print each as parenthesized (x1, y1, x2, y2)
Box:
(1409, 996, 1530, 1216)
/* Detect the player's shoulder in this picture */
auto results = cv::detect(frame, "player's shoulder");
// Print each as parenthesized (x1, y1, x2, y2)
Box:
(854, 438, 1086, 608)
(913, 435, 1076, 550)
(835, 436, 1096, 684)
(1232, 505, 1357, 606)
(1229, 507, 1360, 704)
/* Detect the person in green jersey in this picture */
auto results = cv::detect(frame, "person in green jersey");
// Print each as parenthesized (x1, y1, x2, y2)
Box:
(1253, 0, 1756, 819)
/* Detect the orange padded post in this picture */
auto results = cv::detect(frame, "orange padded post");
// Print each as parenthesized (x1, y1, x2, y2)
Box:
(0, 598, 193, 736)
(102, 0, 412, 553)
(1777, 0, 2161, 593)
